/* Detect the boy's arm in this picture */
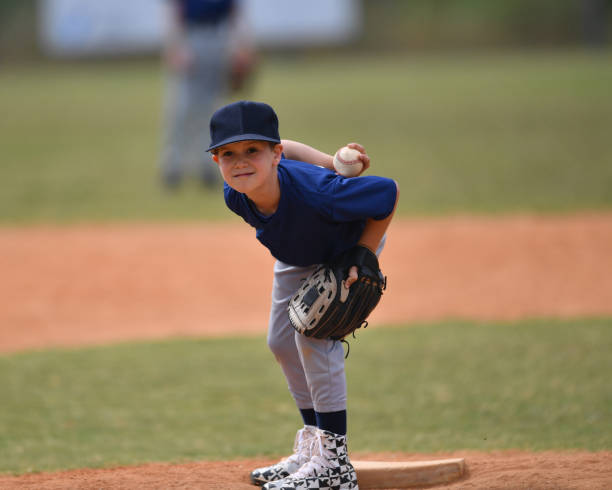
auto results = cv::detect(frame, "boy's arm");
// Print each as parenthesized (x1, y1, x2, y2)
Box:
(281, 139, 333, 169)
(346, 180, 400, 287)
(281, 139, 370, 174)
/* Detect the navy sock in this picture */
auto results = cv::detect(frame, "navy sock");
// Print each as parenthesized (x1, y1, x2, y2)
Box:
(299, 408, 317, 427)
(315, 410, 347, 435)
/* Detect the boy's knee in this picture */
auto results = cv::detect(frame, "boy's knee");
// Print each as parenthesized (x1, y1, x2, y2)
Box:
(267, 334, 292, 361)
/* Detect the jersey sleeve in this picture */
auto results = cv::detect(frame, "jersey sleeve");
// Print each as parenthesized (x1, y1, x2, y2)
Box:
(330, 175, 397, 222)
(224, 183, 241, 215)
(224, 183, 254, 223)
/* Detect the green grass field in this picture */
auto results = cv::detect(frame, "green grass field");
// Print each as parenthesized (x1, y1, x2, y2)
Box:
(1, 49, 611, 223)
(1, 319, 611, 475)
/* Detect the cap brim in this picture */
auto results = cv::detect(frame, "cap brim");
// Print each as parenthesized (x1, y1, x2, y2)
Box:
(207, 134, 281, 152)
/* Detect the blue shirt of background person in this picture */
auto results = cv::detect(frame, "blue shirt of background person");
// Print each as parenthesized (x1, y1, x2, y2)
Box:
(173, 0, 235, 25)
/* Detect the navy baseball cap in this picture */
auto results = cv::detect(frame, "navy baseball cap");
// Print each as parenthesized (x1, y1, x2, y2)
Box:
(207, 100, 281, 151)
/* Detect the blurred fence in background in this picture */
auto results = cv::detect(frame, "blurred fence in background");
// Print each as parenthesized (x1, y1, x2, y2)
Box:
(1, 0, 610, 63)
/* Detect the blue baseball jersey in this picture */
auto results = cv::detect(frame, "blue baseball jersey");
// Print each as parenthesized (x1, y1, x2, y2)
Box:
(224, 159, 397, 266)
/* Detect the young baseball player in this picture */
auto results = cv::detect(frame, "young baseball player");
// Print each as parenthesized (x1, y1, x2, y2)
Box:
(208, 101, 399, 490)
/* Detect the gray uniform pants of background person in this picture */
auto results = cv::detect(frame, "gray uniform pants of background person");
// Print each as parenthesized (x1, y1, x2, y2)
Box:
(267, 238, 385, 414)
(161, 22, 231, 184)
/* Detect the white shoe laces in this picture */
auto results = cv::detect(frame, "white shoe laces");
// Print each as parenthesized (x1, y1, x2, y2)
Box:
(282, 425, 316, 466)
(291, 430, 336, 479)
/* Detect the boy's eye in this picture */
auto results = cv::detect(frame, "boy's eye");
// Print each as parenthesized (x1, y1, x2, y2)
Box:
(221, 150, 233, 158)
(246, 147, 259, 154)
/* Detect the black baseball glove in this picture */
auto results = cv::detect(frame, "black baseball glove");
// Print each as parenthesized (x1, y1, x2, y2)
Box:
(288, 245, 386, 341)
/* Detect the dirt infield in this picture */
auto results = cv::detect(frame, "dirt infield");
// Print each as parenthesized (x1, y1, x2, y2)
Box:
(1, 213, 611, 488)
(1, 451, 611, 489)
(2, 214, 612, 353)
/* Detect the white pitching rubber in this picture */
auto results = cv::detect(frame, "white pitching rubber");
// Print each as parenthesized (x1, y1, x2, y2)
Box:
(352, 458, 466, 489)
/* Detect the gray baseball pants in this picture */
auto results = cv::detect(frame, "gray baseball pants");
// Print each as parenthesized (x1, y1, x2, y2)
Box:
(267, 238, 385, 413)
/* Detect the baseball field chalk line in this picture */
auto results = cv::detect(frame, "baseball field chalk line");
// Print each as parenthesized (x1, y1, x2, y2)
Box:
(352, 458, 466, 489)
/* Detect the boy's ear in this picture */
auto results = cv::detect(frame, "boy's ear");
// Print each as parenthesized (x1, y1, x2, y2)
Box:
(273, 143, 283, 164)
(211, 153, 219, 164)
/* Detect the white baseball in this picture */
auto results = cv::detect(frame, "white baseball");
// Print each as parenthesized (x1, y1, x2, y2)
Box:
(333, 146, 363, 177)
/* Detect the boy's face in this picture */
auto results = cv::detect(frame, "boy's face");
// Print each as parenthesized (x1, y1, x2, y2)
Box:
(212, 140, 282, 194)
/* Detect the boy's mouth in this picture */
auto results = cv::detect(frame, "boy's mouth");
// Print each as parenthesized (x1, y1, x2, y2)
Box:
(234, 171, 254, 178)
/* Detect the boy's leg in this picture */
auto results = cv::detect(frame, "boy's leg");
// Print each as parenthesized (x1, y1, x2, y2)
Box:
(262, 315, 357, 490)
(294, 334, 347, 426)
(268, 264, 352, 433)
(252, 261, 318, 486)
(267, 260, 317, 411)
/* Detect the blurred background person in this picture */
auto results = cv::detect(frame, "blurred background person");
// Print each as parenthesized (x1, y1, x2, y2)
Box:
(160, 0, 256, 190)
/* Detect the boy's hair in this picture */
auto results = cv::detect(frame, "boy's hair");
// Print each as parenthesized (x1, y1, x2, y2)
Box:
(207, 100, 280, 152)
